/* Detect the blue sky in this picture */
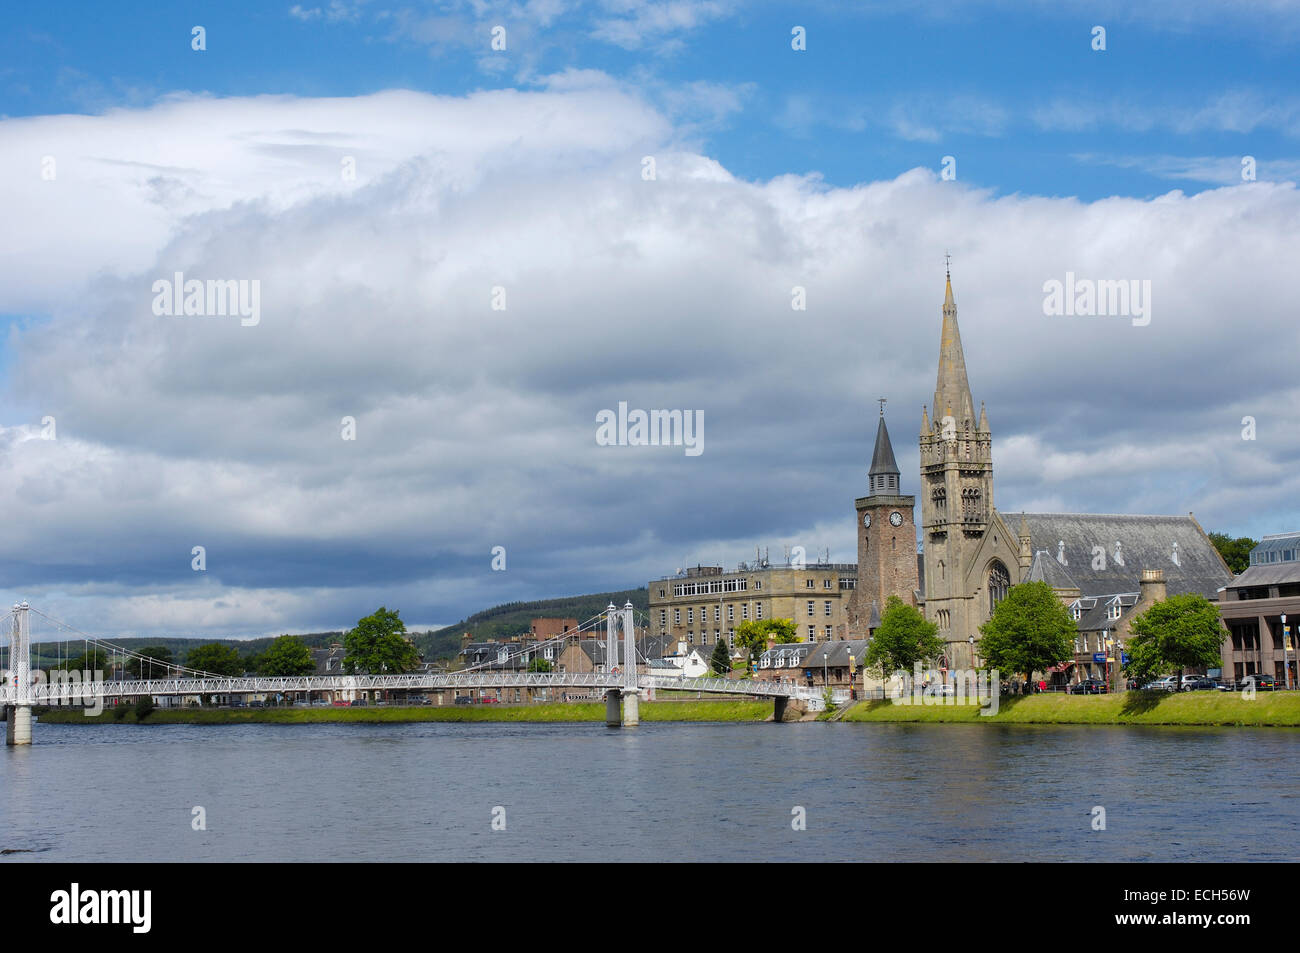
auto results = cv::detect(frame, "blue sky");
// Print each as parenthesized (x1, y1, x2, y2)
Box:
(6, 1, 1300, 199)
(1, 1, 1297, 639)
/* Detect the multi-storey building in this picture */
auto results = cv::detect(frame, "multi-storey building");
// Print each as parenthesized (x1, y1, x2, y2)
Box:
(647, 561, 858, 650)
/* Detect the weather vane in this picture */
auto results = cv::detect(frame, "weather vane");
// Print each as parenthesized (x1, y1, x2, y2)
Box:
(878, 396, 887, 417)
(945, 251, 951, 279)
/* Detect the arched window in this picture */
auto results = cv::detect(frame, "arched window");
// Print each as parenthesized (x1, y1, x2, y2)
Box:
(988, 561, 1010, 615)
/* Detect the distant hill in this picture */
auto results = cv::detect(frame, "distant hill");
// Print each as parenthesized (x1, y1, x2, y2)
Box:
(412, 588, 649, 661)
(26, 589, 649, 668)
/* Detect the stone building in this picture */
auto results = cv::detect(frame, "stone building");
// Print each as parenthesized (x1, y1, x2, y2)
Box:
(916, 270, 1232, 674)
(647, 560, 858, 649)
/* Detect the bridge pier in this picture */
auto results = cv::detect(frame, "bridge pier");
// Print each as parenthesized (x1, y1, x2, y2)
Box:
(773, 696, 787, 723)
(605, 690, 621, 727)
(622, 689, 639, 727)
(5, 705, 32, 746)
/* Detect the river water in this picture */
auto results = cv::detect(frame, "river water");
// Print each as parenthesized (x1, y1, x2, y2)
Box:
(2, 721, 1296, 862)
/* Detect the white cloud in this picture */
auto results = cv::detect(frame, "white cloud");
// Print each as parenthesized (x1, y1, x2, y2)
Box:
(2, 83, 1297, 639)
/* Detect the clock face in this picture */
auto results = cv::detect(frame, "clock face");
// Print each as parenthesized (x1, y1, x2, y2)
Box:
(889, 511, 903, 527)
(862, 513, 871, 528)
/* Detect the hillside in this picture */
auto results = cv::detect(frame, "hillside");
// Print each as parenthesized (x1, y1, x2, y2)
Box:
(26, 588, 649, 667)
(413, 588, 649, 660)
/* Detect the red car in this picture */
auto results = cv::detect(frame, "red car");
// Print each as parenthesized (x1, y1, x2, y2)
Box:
(331, 700, 351, 707)
(479, 697, 499, 704)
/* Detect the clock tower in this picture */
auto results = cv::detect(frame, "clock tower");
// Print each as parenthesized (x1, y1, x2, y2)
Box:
(849, 405, 920, 637)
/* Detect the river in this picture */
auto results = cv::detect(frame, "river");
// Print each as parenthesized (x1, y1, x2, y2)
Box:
(2, 721, 1296, 862)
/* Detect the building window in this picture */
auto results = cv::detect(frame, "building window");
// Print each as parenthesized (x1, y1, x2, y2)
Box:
(659, 589, 665, 598)
(742, 604, 749, 620)
(988, 561, 1010, 615)
(756, 603, 764, 619)
(823, 579, 832, 589)
(839, 578, 856, 590)
(688, 607, 694, 624)
(1071, 605, 1081, 621)
(714, 606, 721, 622)
(659, 609, 667, 627)
(674, 609, 681, 625)
(806, 579, 815, 589)
(727, 604, 734, 621)
(807, 600, 815, 616)
(808, 625, 816, 639)
(824, 601, 832, 617)
(824, 626, 832, 639)
(754, 580, 762, 590)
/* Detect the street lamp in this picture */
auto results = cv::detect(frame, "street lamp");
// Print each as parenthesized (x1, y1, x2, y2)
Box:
(823, 652, 829, 689)
(1284, 614, 1292, 690)
(968, 636, 976, 671)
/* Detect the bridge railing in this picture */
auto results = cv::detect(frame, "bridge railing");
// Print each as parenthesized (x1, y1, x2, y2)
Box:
(2, 670, 817, 705)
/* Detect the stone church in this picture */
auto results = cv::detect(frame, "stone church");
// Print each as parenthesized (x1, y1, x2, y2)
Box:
(850, 271, 1231, 678)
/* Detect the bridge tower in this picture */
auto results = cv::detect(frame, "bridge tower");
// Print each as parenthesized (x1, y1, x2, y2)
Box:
(5, 602, 32, 745)
(603, 601, 640, 728)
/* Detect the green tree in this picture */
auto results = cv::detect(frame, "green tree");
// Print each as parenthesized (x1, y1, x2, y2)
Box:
(709, 639, 731, 676)
(864, 596, 944, 677)
(185, 643, 245, 676)
(126, 646, 174, 678)
(344, 607, 420, 674)
(527, 658, 553, 673)
(55, 648, 109, 672)
(258, 635, 316, 676)
(1207, 532, 1257, 575)
(977, 581, 1075, 687)
(1124, 594, 1225, 689)
(133, 695, 155, 720)
(733, 618, 798, 665)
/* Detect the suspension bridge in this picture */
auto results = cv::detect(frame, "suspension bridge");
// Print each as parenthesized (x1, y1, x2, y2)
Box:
(1, 601, 821, 744)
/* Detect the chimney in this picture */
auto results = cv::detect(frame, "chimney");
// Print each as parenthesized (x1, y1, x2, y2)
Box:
(1140, 569, 1167, 604)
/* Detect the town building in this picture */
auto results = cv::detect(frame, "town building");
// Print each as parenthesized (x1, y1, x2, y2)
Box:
(1217, 532, 1300, 685)
(647, 559, 858, 650)
(915, 270, 1232, 674)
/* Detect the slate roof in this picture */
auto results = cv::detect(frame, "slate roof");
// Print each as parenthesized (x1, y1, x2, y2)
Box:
(1018, 513, 1230, 600)
(1070, 593, 1140, 634)
(802, 639, 870, 669)
(1227, 564, 1300, 588)
(1027, 549, 1080, 591)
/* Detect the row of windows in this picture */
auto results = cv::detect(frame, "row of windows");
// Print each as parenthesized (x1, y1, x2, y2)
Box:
(671, 579, 752, 596)
(1251, 547, 1299, 565)
(805, 600, 833, 617)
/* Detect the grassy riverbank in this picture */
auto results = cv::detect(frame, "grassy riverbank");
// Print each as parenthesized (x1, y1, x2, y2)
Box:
(838, 690, 1300, 726)
(36, 700, 774, 725)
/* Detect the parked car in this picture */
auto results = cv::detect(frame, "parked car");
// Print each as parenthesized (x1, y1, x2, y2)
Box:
(1141, 677, 1176, 691)
(1239, 674, 1278, 691)
(454, 696, 474, 705)
(331, 700, 351, 707)
(1070, 678, 1108, 695)
(1184, 677, 1219, 691)
(480, 696, 499, 704)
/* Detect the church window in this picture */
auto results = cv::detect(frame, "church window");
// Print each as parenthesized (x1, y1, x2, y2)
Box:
(938, 560, 945, 581)
(988, 562, 1010, 615)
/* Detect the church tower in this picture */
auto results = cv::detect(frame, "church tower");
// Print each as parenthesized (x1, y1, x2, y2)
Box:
(850, 404, 919, 637)
(919, 269, 1018, 668)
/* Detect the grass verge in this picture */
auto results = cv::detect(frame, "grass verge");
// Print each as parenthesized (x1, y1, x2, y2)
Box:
(838, 690, 1300, 726)
(35, 700, 774, 725)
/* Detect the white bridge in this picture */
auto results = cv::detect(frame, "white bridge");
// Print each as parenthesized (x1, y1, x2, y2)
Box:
(2, 601, 820, 743)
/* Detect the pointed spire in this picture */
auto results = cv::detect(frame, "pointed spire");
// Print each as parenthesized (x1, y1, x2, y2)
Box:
(920, 404, 931, 436)
(978, 400, 989, 433)
(933, 268, 976, 430)
(869, 410, 900, 495)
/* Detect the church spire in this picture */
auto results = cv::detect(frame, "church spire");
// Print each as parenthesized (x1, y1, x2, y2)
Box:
(868, 408, 900, 496)
(933, 267, 976, 430)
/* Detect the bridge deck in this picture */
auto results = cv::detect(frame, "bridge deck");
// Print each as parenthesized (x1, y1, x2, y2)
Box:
(2, 671, 820, 705)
